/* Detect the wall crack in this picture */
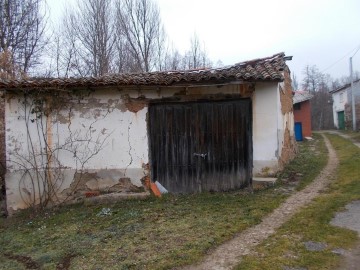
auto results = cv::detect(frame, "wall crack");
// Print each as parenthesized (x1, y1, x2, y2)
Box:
(124, 120, 133, 176)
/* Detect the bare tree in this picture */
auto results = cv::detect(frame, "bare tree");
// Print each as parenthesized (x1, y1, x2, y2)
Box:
(113, 38, 136, 73)
(182, 33, 212, 70)
(302, 65, 334, 130)
(160, 34, 213, 71)
(332, 71, 360, 90)
(310, 89, 334, 130)
(154, 25, 167, 71)
(49, 22, 85, 77)
(214, 60, 224, 68)
(51, 0, 215, 75)
(292, 73, 299, 91)
(301, 65, 323, 93)
(164, 47, 183, 71)
(54, 0, 116, 77)
(0, 49, 18, 79)
(115, 0, 164, 72)
(0, 0, 47, 76)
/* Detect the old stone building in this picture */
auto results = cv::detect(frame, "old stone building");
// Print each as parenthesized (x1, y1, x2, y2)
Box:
(0, 52, 296, 214)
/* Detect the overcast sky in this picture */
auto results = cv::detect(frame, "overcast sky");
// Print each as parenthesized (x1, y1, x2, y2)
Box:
(47, 0, 360, 82)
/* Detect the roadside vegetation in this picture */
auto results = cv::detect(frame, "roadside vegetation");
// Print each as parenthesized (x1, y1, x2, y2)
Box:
(0, 135, 326, 270)
(342, 129, 360, 142)
(276, 134, 327, 191)
(236, 134, 360, 270)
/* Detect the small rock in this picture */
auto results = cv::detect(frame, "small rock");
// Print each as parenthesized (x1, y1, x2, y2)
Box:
(283, 266, 308, 270)
(330, 200, 360, 235)
(97, 207, 112, 217)
(304, 241, 327, 251)
(332, 248, 347, 255)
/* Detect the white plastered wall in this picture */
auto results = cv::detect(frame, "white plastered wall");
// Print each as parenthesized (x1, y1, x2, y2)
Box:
(332, 90, 347, 128)
(5, 82, 290, 211)
(5, 84, 252, 212)
(252, 82, 280, 175)
(5, 88, 150, 212)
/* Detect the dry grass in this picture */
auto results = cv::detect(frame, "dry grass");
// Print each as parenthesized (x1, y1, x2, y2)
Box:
(236, 134, 360, 270)
(0, 135, 326, 270)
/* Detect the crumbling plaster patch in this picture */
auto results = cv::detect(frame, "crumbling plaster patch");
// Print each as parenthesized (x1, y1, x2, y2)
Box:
(5, 89, 150, 212)
(279, 70, 297, 168)
(279, 70, 294, 115)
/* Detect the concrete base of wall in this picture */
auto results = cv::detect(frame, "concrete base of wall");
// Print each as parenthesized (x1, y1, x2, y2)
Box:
(5, 167, 147, 214)
(253, 160, 279, 177)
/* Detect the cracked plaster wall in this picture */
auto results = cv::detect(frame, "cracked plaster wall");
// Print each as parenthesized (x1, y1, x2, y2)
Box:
(5, 88, 149, 212)
(5, 82, 293, 211)
(252, 74, 296, 176)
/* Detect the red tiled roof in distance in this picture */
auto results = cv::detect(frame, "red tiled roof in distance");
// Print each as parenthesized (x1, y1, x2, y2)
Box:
(0, 52, 291, 91)
(293, 91, 313, 104)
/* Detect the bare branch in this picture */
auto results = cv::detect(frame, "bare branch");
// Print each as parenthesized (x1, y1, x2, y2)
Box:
(115, 0, 164, 72)
(0, 0, 48, 76)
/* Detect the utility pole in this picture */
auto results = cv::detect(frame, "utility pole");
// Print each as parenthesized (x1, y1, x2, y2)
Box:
(350, 46, 360, 131)
(350, 57, 356, 130)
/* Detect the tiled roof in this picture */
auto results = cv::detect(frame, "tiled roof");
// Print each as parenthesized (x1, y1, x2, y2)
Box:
(293, 91, 313, 104)
(0, 52, 290, 91)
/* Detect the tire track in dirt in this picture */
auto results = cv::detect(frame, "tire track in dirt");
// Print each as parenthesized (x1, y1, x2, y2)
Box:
(181, 134, 338, 270)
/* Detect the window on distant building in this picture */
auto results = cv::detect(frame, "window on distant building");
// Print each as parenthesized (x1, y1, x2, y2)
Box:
(294, 103, 301, 110)
(340, 92, 344, 103)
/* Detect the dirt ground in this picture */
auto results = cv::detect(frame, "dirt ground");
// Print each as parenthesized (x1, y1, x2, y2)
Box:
(335, 240, 360, 270)
(180, 134, 339, 270)
(328, 130, 360, 270)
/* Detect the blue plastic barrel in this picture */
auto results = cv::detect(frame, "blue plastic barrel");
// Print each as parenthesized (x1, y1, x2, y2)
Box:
(294, 122, 303, 141)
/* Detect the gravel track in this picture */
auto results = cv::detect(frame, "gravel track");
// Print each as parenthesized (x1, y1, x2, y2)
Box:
(181, 134, 338, 270)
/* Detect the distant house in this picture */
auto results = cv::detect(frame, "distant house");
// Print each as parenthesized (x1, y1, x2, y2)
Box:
(330, 79, 360, 130)
(0, 52, 297, 214)
(293, 91, 313, 140)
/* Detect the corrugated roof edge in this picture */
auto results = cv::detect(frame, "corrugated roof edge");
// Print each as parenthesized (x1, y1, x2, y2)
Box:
(0, 52, 291, 91)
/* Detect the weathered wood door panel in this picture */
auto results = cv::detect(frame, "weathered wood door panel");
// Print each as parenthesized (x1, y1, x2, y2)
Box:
(149, 99, 252, 193)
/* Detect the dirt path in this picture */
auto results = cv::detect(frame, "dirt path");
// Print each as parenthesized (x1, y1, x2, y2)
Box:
(332, 201, 360, 270)
(181, 134, 338, 270)
(327, 131, 360, 270)
(325, 130, 360, 148)
(335, 240, 360, 270)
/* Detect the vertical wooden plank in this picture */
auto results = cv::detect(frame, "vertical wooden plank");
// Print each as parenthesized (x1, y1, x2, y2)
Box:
(148, 98, 252, 194)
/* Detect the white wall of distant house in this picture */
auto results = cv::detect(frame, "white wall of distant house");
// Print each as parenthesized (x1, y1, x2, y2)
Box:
(332, 89, 347, 128)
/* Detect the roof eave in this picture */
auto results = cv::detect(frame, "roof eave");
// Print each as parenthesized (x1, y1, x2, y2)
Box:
(2, 78, 284, 93)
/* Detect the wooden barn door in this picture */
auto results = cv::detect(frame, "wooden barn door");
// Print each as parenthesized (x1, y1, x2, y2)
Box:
(148, 99, 252, 193)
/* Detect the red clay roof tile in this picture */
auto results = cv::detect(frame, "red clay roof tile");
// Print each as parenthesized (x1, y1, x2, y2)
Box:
(0, 52, 289, 91)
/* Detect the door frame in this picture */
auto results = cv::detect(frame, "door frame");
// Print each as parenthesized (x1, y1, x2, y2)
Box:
(147, 97, 253, 193)
(337, 111, 345, 130)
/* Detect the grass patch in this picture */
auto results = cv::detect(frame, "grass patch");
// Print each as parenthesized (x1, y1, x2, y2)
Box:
(0, 192, 286, 270)
(276, 133, 327, 191)
(341, 130, 360, 143)
(236, 134, 360, 270)
(0, 135, 326, 270)
(352, 134, 360, 142)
